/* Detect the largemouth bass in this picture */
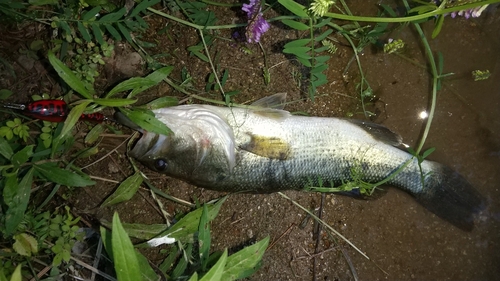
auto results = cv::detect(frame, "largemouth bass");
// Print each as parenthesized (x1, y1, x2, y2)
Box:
(122, 94, 485, 230)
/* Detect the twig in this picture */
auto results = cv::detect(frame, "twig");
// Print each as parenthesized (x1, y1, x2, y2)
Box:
(268, 223, 295, 250)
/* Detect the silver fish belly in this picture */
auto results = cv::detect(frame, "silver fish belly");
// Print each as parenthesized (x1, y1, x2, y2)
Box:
(126, 98, 485, 230)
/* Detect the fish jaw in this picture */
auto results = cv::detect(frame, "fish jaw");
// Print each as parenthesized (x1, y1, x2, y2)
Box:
(128, 105, 237, 183)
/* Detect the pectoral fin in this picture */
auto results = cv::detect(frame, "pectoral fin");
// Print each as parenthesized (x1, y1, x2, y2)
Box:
(240, 133, 291, 160)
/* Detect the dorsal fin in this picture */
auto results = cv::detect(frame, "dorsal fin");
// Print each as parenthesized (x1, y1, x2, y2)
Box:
(346, 119, 402, 146)
(251, 93, 287, 109)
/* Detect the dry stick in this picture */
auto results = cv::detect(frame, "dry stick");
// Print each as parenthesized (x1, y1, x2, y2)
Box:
(81, 135, 131, 170)
(71, 256, 117, 281)
(90, 238, 104, 281)
(268, 223, 295, 250)
(312, 193, 325, 281)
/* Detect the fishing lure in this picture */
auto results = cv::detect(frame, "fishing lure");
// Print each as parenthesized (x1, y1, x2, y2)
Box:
(2, 99, 107, 123)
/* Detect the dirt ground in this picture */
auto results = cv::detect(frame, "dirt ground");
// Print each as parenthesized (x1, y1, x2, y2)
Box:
(1, 0, 499, 280)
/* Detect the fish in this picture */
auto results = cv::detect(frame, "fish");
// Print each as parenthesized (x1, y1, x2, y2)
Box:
(121, 93, 486, 231)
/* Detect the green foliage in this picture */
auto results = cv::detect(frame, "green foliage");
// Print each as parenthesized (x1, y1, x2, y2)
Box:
(104, 198, 269, 280)
(72, 42, 114, 91)
(0, 118, 29, 142)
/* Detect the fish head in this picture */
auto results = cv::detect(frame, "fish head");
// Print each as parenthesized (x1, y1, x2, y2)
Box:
(126, 105, 237, 184)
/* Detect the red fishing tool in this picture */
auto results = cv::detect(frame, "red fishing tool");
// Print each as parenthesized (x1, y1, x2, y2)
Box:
(2, 99, 109, 123)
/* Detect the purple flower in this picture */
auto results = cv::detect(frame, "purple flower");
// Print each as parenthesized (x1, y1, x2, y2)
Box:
(433, 1, 489, 19)
(242, 0, 270, 43)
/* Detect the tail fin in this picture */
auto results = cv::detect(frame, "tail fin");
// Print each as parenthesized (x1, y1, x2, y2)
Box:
(414, 164, 486, 231)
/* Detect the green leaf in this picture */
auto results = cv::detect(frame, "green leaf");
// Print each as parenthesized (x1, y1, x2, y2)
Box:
(188, 272, 198, 281)
(296, 56, 311, 67)
(77, 22, 92, 42)
(105, 24, 122, 41)
(93, 98, 137, 107)
(130, 66, 174, 97)
(283, 47, 312, 59)
(155, 197, 226, 243)
(83, 6, 101, 21)
(119, 108, 172, 136)
(99, 7, 127, 22)
(106, 66, 174, 98)
(8, 265, 22, 281)
(13, 233, 38, 257)
(221, 236, 269, 280)
(199, 204, 211, 271)
(91, 23, 105, 45)
(311, 63, 328, 74)
(111, 213, 142, 281)
(130, 0, 160, 17)
(85, 124, 104, 144)
(100, 221, 168, 240)
(29, 0, 58, 5)
(188, 47, 209, 62)
(432, 14, 445, 39)
(422, 147, 436, 159)
(200, 249, 227, 281)
(117, 22, 133, 43)
(282, 19, 309, 30)
(3, 173, 19, 205)
(135, 250, 158, 281)
(313, 18, 331, 28)
(11, 145, 34, 168)
(4, 168, 34, 236)
(0, 89, 13, 100)
(101, 172, 143, 207)
(278, 0, 308, 18)
(52, 101, 91, 157)
(284, 39, 310, 48)
(140, 96, 178, 110)
(0, 136, 14, 159)
(48, 51, 93, 98)
(314, 29, 333, 42)
(34, 163, 95, 187)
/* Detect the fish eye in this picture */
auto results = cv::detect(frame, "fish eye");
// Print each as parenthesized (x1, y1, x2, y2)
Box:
(154, 158, 168, 171)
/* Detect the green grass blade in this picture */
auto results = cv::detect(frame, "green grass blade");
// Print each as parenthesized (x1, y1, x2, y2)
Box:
(278, 0, 308, 18)
(221, 236, 269, 280)
(282, 19, 309, 30)
(34, 163, 95, 187)
(0, 136, 14, 159)
(47, 51, 93, 98)
(4, 168, 34, 236)
(111, 213, 142, 281)
(200, 249, 227, 281)
(51, 101, 90, 157)
(101, 172, 143, 207)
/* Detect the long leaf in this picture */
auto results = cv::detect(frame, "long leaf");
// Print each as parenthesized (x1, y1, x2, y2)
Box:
(77, 21, 92, 42)
(0, 136, 13, 159)
(199, 249, 227, 281)
(105, 24, 122, 41)
(4, 168, 34, 236)
(283, 39, 310, 48)
(154, 197, 226, 243)
(93, 98, 137, 107)
(101, 172, 143, 207)
(48, 51, 93, 98)
(221, 236, 269, 280)
(51, 101, 91, 157)
(129, 66, 174, 97)
(130, 0, 161, 17)
(100, 221, 169, 240)
(282, 19, 309, 30)
(83, 6, 101, 21)
(112, 213, 142, 281)
(199, 204, 211, 271)
(119, 108, 172, 136)
(34, 163, 95, 187)
(278, 0, 308, 18)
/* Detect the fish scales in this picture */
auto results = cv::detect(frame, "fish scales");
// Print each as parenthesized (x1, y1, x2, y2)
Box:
(122, 94, 486, 230)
